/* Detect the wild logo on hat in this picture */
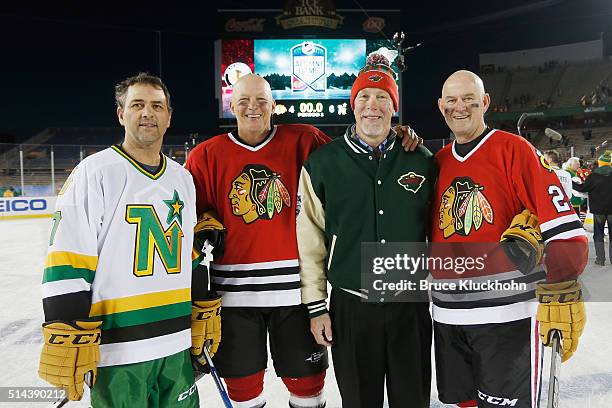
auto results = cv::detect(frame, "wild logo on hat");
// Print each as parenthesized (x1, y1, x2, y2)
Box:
(350, 52, 399, 111)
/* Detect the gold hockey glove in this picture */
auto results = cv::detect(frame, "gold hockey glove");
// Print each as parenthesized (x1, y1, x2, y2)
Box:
(191, 294, 221, 358)
(39, 320, 102, 401)
(536, 280, 586, 362)
(500, 209, 544, 274)
(194, 211, 226, 259)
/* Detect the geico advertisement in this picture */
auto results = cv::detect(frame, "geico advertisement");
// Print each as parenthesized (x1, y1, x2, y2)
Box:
(0, 197, 56, 218)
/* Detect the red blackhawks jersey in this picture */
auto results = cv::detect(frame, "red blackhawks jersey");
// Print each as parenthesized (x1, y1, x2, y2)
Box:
(185, 124, 330, 307)
(431, 129, 588, 325)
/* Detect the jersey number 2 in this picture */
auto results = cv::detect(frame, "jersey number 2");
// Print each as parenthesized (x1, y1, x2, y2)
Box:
(548, 185, 571, 213)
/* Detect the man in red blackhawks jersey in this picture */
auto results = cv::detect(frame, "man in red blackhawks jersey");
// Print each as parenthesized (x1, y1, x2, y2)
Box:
(431, 70, 588, 408)
(185, 74, 330, 408)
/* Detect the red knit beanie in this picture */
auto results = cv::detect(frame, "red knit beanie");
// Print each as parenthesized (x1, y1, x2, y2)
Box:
(350, 53, 399, 112)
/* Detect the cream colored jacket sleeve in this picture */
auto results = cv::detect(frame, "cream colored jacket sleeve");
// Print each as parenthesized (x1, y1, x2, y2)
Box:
(296, 166, 329, 304)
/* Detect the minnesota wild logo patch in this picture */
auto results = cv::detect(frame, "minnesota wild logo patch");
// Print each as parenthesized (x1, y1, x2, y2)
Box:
(397, 172, 425, 193)
(439, 177, 493, 238)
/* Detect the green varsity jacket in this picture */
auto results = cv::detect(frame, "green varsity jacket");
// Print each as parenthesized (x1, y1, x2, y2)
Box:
(297, 126, 437, 317)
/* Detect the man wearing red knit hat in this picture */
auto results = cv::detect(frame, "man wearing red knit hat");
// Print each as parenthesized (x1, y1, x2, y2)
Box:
(297, 54, 435, 407)
(350, 53, 400, 112)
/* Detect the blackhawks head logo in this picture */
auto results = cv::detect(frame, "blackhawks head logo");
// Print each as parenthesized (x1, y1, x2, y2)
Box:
(439, 177, 493, 238)
(228, 164, 291, 224)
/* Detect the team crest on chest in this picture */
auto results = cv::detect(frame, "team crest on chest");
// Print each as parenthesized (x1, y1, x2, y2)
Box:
(228, 164, 291, 224)
(439, 177, 494, 238)
(125, 191, 186, 277)
(397, 172, 425, 193)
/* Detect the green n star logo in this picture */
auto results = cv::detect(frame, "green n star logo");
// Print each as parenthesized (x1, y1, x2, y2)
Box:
(163, 190, 184, 225)
(126, 205, 183, 277)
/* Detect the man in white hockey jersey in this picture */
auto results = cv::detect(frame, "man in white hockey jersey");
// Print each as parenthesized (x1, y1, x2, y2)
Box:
(38, 73, 221, 407)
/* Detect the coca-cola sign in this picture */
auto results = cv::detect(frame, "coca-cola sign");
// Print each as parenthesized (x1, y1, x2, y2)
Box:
(225, 18, 266, 32)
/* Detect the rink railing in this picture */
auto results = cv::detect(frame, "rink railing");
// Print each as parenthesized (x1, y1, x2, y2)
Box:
(0, 143, 192, 197)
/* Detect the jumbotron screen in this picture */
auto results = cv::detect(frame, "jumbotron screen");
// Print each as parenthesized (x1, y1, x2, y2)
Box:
(216, 39, 400, 125)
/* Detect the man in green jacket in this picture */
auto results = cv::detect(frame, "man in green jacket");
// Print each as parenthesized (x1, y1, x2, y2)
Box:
(296, 55, 435, 408)
(573, 151, 612, 265)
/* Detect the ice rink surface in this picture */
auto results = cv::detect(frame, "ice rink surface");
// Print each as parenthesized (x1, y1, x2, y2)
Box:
(0, 218, 610, 407)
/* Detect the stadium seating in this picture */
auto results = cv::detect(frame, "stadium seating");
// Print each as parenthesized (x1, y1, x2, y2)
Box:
(483, 60, 612, 111)
(552, 61, 612, 107)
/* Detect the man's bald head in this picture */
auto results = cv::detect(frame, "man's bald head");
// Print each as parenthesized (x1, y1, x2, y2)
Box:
(438, 70, 490, 143)
(441, 70, 486, 98)
(231, 74, 273, 103)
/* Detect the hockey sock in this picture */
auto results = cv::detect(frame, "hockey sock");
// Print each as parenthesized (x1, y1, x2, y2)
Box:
(282, 372, 326, 408)
(225, 370, 265, 408)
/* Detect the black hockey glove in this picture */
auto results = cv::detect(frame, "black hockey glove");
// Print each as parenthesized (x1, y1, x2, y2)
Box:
(194, 211, 226, 259)
(500, 209, 544, 275)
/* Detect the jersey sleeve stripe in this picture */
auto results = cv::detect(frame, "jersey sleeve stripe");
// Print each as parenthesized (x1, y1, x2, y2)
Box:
(90, 288, 191, 317)
(541, 221, 586, 242)
(543, 229, 587, 242)
(99, 301, 191, 330)
(45, 251, 98, 270)
(540, 214, 581, 232)
(42, 278, 92, 299)
(43, 265, 95, 284)
(43, 291, 92, 321)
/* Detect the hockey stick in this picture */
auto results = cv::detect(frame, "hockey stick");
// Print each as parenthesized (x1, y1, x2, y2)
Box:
(516, 112, 562, 142)
(516, 112, 528, 137)
(49, 395, 68, 408)
(594, 139, 609, 152)
(546, 330, 562, 408)
(198, 346, 234, 408)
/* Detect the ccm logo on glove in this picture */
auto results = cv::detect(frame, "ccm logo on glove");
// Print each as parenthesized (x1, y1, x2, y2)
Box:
(48, 332, 101, 345)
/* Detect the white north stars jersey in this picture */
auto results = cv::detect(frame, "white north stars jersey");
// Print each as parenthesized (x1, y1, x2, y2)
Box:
(42, 146, 198, 367)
